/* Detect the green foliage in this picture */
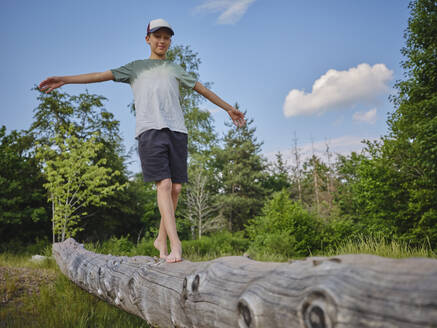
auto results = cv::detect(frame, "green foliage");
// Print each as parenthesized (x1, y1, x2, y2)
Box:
(30, 88, 136, 242)
(0, 236, 51, 255)
(185, 107, 218, 161)
(264, 152, 292, 193)
(334, 152, 367, 217)
(182, 231, 249, 259)
(0, 126, 50, 243)
(384, 0, 437, 246)
(31, 89, 120, 146)
(247, 190, 322, 257)
(82, 174, 160, 242)
(215, 111, 268, 231)
(340, 0, 437, 248)
(36, 126, 126, 242)
(88, 235, 135, 256)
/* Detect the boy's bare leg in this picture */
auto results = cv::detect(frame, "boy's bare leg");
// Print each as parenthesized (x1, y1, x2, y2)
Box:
(154, 218, 168, 259)
(155, 178, 182, 262)
(154, 182, 182, 259)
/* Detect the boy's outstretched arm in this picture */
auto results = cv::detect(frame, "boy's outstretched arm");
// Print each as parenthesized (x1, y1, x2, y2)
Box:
(194, 82, 246, 127)
(39, 70, 114, 93)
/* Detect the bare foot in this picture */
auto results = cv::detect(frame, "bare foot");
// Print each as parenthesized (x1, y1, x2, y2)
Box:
(153, 238, 168, 259)
(166, 242, 182, 263)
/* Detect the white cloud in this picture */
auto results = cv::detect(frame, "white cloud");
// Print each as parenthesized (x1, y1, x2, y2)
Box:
(353, 108, 377, 124)
(195, 0, 255, 24)
(283, 63, 393, 117)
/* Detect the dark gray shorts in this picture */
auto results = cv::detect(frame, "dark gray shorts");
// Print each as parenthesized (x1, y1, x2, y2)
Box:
(138, 128, 188, 184)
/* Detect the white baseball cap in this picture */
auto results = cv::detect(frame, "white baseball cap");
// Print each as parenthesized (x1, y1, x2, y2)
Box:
(147, 18, 174, 36)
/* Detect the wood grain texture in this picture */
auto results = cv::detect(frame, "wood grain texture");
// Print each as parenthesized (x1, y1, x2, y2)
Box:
(53, 238, 437, 328)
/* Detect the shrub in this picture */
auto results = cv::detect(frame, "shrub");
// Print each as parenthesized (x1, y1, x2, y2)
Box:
(182, 231, 249, 258)
(246, 190, 322, 257)
(88, 235, 134, 256)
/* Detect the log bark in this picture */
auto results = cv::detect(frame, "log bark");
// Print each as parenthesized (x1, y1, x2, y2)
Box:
(53, 238, 437, 328)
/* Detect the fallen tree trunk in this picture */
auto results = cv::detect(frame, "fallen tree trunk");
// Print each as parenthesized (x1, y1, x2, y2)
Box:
(53, 238, 437, 328)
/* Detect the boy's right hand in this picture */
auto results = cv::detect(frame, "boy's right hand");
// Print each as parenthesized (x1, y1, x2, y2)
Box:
(228, 108, 246, 128)
(39, 76, 65, 93)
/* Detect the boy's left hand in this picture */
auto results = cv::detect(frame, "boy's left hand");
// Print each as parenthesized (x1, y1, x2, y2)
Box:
(228, 108, 246, 127)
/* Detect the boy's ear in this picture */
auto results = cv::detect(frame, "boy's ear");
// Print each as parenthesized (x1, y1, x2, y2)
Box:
(145, 34, 150, 44)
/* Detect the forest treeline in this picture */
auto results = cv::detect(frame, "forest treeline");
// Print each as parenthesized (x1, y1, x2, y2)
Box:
(1, 0, 436, 255)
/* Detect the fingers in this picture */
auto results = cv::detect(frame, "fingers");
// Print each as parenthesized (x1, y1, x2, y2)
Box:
(38, 77, 61, 93)
(230, 109, 246, 127)
(233, 115, 246, 127)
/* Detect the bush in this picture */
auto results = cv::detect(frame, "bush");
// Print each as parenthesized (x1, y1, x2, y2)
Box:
(0, 236, 51, 255)
(182, 231, 249, 258)
(319, 216, 362, 252)
(132, 238, 158, 257)
(88, 235, 135, 256)
(246, 190, 322, 258)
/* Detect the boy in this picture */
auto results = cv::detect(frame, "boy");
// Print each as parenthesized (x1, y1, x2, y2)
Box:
(39, 18, 246, 263)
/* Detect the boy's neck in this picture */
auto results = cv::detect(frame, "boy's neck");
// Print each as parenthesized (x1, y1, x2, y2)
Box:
(149, 53, 166, 60)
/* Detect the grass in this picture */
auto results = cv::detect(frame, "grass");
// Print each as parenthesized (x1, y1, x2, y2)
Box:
(324, 234, 437, 259)
(1, 234, 435, 327)
(0, 253, 150, 328)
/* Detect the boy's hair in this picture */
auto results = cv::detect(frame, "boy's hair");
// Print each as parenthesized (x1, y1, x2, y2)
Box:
(147, 18, 174, 36)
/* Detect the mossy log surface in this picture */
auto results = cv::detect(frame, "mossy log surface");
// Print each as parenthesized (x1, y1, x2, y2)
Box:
(53, 238, 437, 328)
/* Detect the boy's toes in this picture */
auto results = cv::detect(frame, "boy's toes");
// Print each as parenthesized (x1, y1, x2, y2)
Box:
(166, 254, 182, 263)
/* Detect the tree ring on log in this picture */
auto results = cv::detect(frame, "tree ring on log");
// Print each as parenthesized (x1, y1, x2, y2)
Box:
(237, 298, 254, 328)
(298, 289, 337, 328)
(192, 274, 200, 293)
(181, 277, 188, 301)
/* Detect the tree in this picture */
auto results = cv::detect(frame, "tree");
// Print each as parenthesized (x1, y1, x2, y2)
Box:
(264, 152, 291, 193)
(301, 154, 332, 217)
(386, 0, 437, 244)
(31, 89, 120, 146)
(350, 0, 437, 246)
(118, 174, 161, 243)
(184, 168, 225, 239)
(0, 126, 50, 243)
(31, 88, 136, 241)
(290, 133, 303, 202)
(36, 126, 125, 242)
(215, 109, 268, 231)
(334, 151, 367, 219)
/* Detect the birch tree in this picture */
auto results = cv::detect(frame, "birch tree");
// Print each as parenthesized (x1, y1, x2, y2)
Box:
(184, 168, 225, 239)
(36, 126, 125, 242)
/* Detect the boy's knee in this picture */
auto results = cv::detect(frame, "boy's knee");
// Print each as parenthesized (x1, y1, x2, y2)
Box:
(156, 178, 172, 193)
(172, 183, 182, 196)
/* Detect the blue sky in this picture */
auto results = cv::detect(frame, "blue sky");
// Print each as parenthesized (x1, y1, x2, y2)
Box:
(1, 0, 411, 173)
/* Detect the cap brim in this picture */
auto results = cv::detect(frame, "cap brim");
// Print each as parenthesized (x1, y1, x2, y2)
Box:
(149, 26, 174, 35)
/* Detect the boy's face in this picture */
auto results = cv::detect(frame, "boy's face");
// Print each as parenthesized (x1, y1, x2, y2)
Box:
(146, 29, 172, 59)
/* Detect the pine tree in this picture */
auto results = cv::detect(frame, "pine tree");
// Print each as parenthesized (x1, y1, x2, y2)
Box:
(215, 109, 268, 231)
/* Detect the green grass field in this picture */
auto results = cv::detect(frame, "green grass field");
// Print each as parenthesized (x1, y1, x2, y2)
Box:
(1, 235, 435, 327)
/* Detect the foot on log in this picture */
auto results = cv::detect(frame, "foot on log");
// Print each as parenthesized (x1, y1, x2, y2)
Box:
(153, 238, 168, 259)
(167, 242, 182, 263)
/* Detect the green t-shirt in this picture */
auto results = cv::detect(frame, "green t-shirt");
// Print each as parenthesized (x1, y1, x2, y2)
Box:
(111, 59, 197, 137)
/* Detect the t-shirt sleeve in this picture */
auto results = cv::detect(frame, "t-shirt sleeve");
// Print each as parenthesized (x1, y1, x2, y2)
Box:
(110, 61, 135, 83)
(173, 64, 198, 89)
